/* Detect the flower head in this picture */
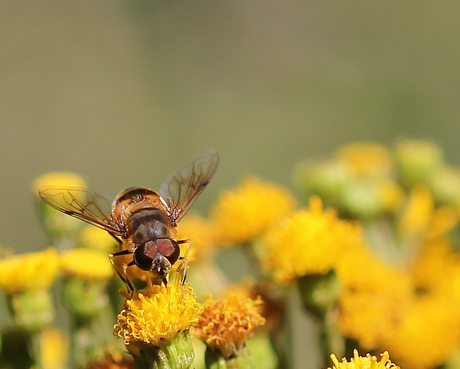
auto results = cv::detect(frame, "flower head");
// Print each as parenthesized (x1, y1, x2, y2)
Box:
(394, 139, 443, 188)
(337, 247, 412, 349)
(211, 176, 296, 245)
(114, 282, 203, 346)
(0, 248, 59, 294)
(329, 350, 399, 369)
(60, 248, 113, 280)
(335, 142, 393, 179)
(260, 197, 364, 284)
(383, 296, 460, 369)
(33, 172, 88, 241)
(32, 171, 87, 190)
(193, 292, 266, 359)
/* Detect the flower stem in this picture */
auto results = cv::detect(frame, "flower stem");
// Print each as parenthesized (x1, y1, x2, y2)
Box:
(318, 307, 344, 367)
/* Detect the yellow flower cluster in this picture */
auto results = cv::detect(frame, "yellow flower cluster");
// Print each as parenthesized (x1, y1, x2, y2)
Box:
(383, 297, 460, 369)
(297, 140, 460, 369)
(193, 292, 266, 359)
(329, 350, 399, 369)
(114, 282, 203, 346)
(337, 247, 412, 349)
(211, 176, 296, 245)
(260, 196, 365, 284)
(0, 248, 59, 294)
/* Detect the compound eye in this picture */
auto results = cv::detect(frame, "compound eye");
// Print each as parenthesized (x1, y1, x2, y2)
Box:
(134, 242, 157, 271)
(157, 239, 180, 265)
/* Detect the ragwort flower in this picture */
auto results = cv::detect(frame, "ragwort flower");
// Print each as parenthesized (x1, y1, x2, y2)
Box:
(337, 247, 412, 350)
(328, 350, 399, 369)
(260, 196, 364, 284)
(0, 247, 59, 294)
(383, 296, 460, 369)
(193, 292, 266, 360)
(114, 282, 203, 347)
(33, 172, 88, 242)
(335, 142, 393, 179)
(0, 248, 59, 331)
(60, 248, 114, 321)
(210, 176, 296, 245)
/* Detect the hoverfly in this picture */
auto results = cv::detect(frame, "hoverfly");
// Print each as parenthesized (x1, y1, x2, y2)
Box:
(38, 149, 219, 294)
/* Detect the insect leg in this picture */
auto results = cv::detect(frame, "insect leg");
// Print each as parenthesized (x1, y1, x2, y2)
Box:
(176, 239, 191, 285)
(109, 232, 122, 246)
(109, 249, 135, 296)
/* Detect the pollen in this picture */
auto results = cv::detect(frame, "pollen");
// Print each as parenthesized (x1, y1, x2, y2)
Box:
(114, 282, 203, 346)
(193, 292, 266, 359)
(0, 247, 59, 294)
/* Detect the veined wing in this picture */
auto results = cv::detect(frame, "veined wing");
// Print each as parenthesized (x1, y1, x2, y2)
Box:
(38, 186, 122, 235)
(159, 149, 219, 226)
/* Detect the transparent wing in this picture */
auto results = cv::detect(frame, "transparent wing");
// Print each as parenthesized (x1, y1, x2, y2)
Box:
(159, 149, 219, 225)
(38, 186, 122, 235)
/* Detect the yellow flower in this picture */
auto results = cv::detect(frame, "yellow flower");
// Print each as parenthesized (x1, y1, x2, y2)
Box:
(0, 248, 59, 294)
(60, 248, 113, 279)
(383, 296, 460, 369)
(114, 282, 203, 346)
(193, 292, 266, 359)
(337, 248, 412, 349)
(32, 171, 87, 191)
(329, 350, 399, 369)
(210, 176, 296, 245)
(335, 142, 393, 179)
(177, 213, 217, 262)
(78, 225, 118, 253)
(411, 240, 460, 306)
(33, 172, 88, 240)
(260, 197, 364, 284)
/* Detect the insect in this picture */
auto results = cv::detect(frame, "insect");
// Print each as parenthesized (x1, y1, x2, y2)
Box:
(38, 149, 219, 294)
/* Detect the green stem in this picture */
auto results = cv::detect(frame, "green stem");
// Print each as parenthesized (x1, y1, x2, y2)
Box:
(318, 307, 344, 368)
(129, 331, 195, 369)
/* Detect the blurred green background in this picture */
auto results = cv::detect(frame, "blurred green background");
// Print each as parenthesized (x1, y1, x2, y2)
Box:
(3, 1, 460, 252)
